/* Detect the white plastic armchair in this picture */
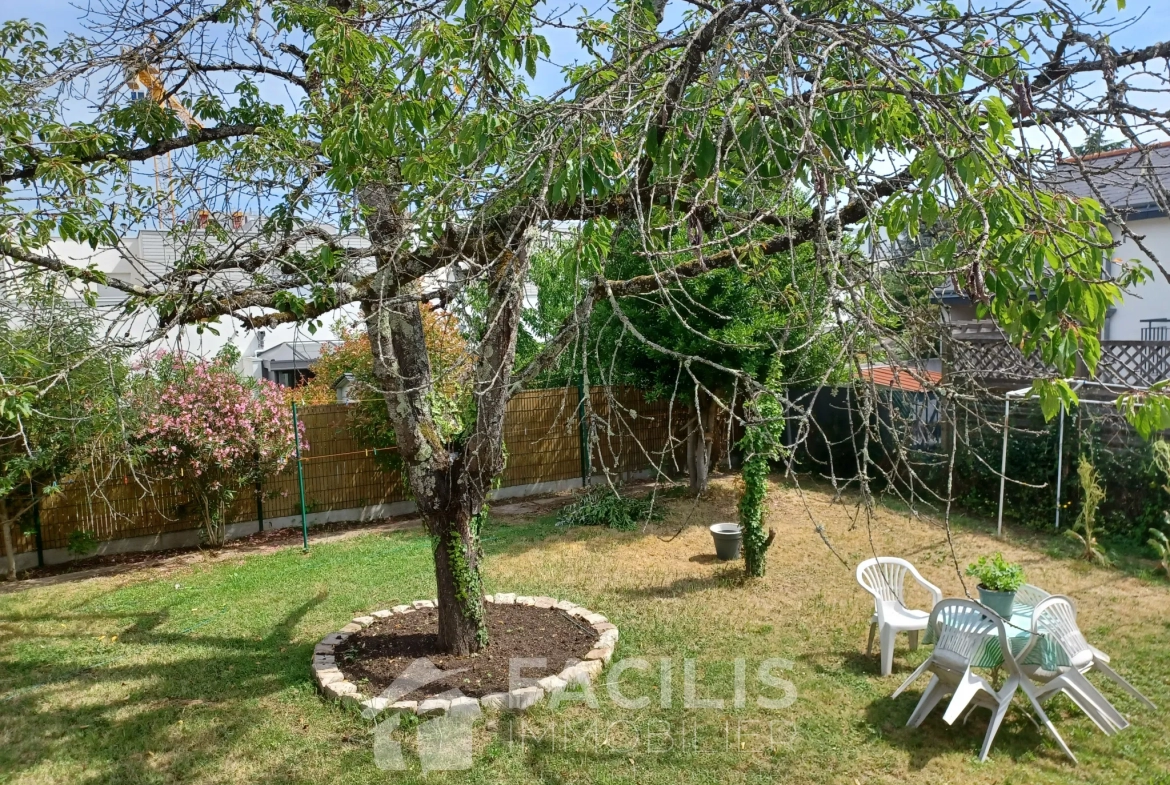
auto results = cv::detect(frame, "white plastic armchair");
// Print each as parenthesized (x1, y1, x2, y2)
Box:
(856, 557, 943, 676)
(1022, 595, 1154, 721)
(892, 599, 1076, 763)
(1014, 583, 1052, 609)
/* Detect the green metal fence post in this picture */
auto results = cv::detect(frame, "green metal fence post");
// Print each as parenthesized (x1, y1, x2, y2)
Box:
(292, 403, 308, 551)
(576, 380, 590, 487)
(31, 482, 43, 568)
(254, 450, 265, 533)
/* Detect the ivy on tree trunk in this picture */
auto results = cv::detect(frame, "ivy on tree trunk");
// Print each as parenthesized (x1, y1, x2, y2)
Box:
(738, 397, 784, 578)
(739, 451, 769, 577)
(431, 507, 489, 653)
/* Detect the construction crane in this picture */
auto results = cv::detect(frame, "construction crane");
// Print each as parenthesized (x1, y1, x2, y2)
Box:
(125, 58, 202, 226)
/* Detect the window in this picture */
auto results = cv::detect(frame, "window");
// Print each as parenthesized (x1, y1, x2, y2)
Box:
(273, 369, 315, 388)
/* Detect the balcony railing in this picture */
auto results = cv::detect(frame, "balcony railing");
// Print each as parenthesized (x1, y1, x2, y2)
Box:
(1140, 318, 1170, 342)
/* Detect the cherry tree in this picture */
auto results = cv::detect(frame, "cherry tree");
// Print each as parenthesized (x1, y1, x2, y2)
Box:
(3, 1, 1170, 651)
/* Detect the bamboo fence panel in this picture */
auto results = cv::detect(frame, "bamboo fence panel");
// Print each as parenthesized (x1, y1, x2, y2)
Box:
(498, 388, 583, 488)
(14, 386, 689, 555)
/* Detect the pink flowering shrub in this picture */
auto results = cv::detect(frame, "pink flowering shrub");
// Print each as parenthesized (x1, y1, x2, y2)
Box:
(128, 350, 303, 546)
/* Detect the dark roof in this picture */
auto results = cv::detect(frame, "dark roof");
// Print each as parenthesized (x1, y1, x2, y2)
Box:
(255, 339, 340, 362)
(1049, 142, 1170, 219)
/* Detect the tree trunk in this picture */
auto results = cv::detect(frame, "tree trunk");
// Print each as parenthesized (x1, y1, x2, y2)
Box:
(687, 393, 715, 493)
(358, 182, 530, 656)
(197, 491, 226, 548)
(687, 417, 708, 493)
(0, 500, 16, 581)
(429, 502, 488, 654)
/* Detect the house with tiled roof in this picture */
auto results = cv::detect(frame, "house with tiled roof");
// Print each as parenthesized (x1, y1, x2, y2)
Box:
(941, 142, 1170, 389)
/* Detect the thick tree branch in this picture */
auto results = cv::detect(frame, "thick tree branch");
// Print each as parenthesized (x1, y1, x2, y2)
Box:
(0, 239, 155, 298)
(2, 123, 261, 184)
(1033, 38, 1170, 92)
(188, 62, 310, 91)
(636, 0, 763, 190)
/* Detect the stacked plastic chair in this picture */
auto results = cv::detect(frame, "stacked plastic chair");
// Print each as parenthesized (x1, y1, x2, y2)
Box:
(1020, 595, 1155, 732)
(856, 557, 943, 676)
(893, 599, 1077, 763)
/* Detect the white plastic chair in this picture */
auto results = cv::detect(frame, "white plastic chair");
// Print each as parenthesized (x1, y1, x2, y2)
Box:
(892, 599, 1077, 763)
(1014, 583, 1051, 609)
(856, 557, 942, 676)
(1021, 595, 1154, 725)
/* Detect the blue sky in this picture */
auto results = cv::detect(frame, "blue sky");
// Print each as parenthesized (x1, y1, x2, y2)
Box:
(12, 0, 1170, 99)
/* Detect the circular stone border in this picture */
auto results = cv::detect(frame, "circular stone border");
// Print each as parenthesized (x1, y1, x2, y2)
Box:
(311, 594, 618, 719)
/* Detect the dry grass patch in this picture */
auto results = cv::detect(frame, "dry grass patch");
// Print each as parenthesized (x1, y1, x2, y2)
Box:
(485, 476, 1170, 785)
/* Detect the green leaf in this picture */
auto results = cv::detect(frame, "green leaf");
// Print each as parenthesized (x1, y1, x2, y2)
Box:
(694, 132, 716, 178)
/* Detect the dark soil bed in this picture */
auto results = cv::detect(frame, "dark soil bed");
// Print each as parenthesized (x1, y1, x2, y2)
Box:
(337, 604, 597, 699)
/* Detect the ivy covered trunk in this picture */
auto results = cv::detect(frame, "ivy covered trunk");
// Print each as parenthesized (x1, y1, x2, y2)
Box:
(739, 452, 769, 577)
(429, 504, 488, 654)
(738, 399, 782, 578)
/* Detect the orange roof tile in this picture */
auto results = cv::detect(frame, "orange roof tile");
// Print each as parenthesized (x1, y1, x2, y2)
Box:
(859, 365, 941, 393)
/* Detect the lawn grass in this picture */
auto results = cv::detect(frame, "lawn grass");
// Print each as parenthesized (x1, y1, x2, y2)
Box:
(1, 477, 1168, 784)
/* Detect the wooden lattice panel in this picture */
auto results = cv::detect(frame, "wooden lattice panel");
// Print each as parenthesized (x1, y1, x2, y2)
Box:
(949, 339, 1054, 386)
(1095, 341, 1170, 387)
(950, 335, 1170, 390)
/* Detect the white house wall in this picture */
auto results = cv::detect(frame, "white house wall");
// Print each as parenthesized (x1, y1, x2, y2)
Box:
(1108, 215, 1170, 340)
(22, 237, 358, 366)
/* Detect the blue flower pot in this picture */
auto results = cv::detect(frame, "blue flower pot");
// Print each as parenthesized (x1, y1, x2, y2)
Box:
(977, 585, 1016, 619)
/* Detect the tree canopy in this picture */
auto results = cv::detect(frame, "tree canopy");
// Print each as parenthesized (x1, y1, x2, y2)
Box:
(0, 278, 127, 578)
(3, 0, 1170, 646)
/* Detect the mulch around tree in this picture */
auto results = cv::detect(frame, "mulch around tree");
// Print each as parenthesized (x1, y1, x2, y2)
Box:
(336, 604, 598, 699)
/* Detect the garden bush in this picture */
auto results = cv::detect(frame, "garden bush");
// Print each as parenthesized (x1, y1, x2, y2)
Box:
(127, 350, 302, 546)
(556, 485, 661, 531)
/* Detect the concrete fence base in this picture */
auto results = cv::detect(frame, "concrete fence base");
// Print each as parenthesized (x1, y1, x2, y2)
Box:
(15, 477, 589, 572)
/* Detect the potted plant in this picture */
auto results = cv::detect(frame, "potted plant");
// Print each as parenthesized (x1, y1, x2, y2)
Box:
(966, 553, 1025, 618)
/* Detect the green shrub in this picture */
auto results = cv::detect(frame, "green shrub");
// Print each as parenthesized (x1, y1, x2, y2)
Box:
(966, 552, 1025, 592)
(67, 529, 98, 557)
(934, 401, 1165, 545)
(556, 485, 661, 531)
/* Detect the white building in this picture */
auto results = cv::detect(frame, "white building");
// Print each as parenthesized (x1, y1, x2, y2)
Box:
(9, 213, 544, 387)
(941, 142, 1170, 388)
(1049, 142, 1170, 341)
(10, 214, 363, 386)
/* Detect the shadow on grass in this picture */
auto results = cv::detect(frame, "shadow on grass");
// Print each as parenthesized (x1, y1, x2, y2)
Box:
(0, 592, 370, 783)
(864, 690, 1072, 770)
(799, 648, 889, 678)
(687, 554, 723, 565)
(613, 566, 749, 600)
